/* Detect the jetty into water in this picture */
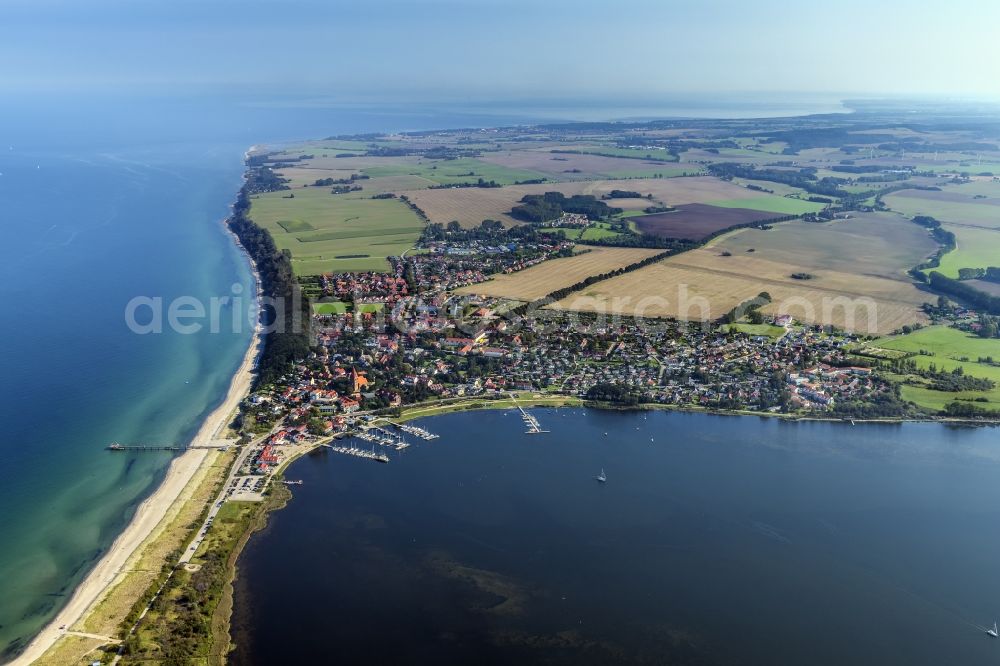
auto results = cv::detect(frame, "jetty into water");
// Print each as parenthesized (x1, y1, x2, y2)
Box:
(508, 393, 548, 434)
(390, 422, 439, 440)
(105, 442, 229, 452)
(320, 442, 389, 463)
(106, 442, 184, 452)
(355, 427, 410, 451)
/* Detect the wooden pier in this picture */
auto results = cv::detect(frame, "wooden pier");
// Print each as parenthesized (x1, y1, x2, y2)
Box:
(106, 442, 184, 452)
(105, 442, 229, 452)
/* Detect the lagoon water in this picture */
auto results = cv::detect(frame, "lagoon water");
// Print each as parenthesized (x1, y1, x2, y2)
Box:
(233, 410, 1000, 665)
(0, 92, 850, 658)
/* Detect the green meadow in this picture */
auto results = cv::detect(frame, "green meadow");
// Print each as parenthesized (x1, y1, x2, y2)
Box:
(873, 325, 1000, 412)
(566, 146, 679, 161)
(935, 225, 1000, 277)
(249, 186, 424, 274)
(579, 223, 628, 241)
(312, 302, 349, 315)
(883, 192, 1000, 229)
(599, 167, 701, 178)
(363, 158, 548, 186)
(928, 162, 1000, 175)
(881, 189, 1000, 276)
(311, 302, 385, 314)
(712, 195, 826, 215)
(720, 323, 786, 338)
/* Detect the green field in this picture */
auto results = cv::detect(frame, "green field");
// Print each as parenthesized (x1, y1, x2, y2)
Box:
(881, 189, 1000, 277)
(249, 186, 424, 274)
(712, 195, 826, 215)
(873, 325, 1000, 411)
(558, 146, 679, 161)
(934, 224, 1000, 277)
(928, 162, 1000, 175)
(883, 191, 1000, 229)
(579, 222, 628, 241)
(720, 323, 786, 338)
(363, 158, 548, 186)
(600, 167, 700, 178)
(312, 302, 349, 315)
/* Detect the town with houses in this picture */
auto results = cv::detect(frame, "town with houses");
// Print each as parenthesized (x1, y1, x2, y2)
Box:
(233, 225, 912, 493)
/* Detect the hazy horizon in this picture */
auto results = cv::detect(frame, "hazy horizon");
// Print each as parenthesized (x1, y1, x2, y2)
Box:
(3, 0, 999, 101)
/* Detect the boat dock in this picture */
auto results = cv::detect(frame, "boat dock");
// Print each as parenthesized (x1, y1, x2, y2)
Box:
(355, 427, 410, 451)
(320, 442, 390, 463)
(508, 393, 548, 434)
(390, 422, 439, 440)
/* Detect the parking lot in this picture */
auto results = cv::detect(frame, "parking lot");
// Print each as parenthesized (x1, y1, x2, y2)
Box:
(227, 474, 267, 502)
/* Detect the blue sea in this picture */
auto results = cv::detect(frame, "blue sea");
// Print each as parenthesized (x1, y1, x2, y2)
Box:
(0, 92, 848, 659)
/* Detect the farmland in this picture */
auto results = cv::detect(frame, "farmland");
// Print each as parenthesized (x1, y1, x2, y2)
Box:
(247, 186, 424, 274)
(244, 119, 1000, 286)
(632, 204, 780, 240)
(711, 195, 826, 215)
(478, 149, 699, 181)
(362, 157, 549, 186)
(710, 213, 935, 279)
(883, 189, 1000, 229)
(548, 214, 937, 335)
(882, 185, 1000, 277)
(935, 226, 1000, 278)
(402, 176, 766, 228)
(869, 326, 1000, 411)
(454, 247, 663, 301)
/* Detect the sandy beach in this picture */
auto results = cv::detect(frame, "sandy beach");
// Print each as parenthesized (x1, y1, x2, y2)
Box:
(10, 309, 262, 666)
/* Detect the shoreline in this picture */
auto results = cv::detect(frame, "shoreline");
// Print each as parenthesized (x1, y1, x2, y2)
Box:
(388, 392, 1000, 427)
(10, 215, 264, 666)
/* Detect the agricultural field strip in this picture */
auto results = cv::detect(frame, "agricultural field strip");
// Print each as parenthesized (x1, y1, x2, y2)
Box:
(454, 247, 664, 301)
(546, 268, 925, 335)
(401, 176, 772, 228)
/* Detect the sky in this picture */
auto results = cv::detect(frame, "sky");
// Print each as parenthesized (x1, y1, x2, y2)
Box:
(2, 0, 999, 102)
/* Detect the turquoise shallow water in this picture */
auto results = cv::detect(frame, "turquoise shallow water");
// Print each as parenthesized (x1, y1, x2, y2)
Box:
(0, 141, 254, 656)
(233, 410, 1000, 666)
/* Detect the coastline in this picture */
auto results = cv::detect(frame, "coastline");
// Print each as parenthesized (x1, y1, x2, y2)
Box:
(10, 218, 264, 666)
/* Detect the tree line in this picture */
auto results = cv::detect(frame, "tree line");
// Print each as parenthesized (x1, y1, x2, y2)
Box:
(229, 184, 312, 386)
(510, 192, 621, 223)
(927, 271, 1000, 315)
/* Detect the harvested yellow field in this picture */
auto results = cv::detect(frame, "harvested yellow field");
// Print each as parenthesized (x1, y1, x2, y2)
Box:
(455, 247, 664, 301)
(402, 176, 759, 227)
(550, 253, 928, 335)
(548, 215, 938, 335)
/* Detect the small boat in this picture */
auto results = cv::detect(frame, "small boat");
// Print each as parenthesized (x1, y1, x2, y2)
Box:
(988, 621, 998, 638)
(596, 469, 606, 483)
